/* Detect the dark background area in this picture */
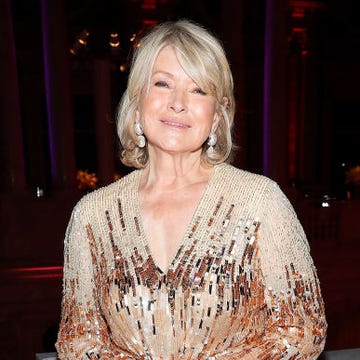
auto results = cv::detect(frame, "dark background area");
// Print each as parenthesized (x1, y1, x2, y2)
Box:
(0, 0, 359, 358)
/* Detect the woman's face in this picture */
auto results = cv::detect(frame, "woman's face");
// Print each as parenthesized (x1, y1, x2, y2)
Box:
(137, 45, 219, 158)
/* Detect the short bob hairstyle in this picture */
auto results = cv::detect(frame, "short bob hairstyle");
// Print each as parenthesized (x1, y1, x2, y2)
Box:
(117, 19, 235, 168)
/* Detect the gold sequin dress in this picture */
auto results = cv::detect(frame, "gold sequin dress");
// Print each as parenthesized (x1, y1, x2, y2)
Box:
(56, 163, 327, 359)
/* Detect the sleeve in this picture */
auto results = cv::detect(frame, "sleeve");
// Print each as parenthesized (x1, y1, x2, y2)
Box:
(214, 182, 327, 360)
(55, 203, 135, 360)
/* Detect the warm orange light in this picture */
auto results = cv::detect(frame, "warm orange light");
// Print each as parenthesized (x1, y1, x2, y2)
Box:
(109, 32, 120, 47)
(78, 38, 87, 45)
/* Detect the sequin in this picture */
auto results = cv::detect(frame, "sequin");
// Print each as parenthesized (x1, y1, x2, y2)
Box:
(56, 164, 327, 359)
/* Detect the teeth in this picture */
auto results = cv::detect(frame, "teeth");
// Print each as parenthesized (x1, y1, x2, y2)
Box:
(162, 120, 188, 128)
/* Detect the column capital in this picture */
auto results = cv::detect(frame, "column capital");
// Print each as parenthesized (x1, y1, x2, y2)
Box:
(288, 0, 327, 55)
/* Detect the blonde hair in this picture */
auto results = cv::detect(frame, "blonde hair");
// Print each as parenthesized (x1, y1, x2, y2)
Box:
(117, 19, 235, 168)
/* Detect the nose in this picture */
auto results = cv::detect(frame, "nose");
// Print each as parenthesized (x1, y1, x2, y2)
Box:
(168, 88, 187, 113)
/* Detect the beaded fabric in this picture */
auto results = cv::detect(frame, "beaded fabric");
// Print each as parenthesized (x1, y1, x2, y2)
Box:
(56, 163, 327, 359)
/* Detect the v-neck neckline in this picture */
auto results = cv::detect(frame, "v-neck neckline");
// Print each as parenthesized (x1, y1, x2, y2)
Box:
(133, 164, 221, 274)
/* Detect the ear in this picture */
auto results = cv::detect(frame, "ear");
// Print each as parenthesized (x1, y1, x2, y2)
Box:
(212, 113, 220, 133)
(222, 96, 229, 108)
(212, 97, 228, 132)
(135, 110, 140, 123)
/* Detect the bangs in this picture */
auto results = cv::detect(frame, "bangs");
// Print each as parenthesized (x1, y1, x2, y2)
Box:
(172, 37, 219, 97)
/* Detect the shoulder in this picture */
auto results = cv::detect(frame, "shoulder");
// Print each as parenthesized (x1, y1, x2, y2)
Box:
(216, 163, 279, 198)
(72, 169, 140, 217)
(213, 163, 290, 217)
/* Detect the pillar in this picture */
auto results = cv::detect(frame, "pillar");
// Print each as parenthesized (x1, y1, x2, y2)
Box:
(0, 0, 26, 192)
(93, 59, 116, 186)
(221, 0, 246, 168)
(41, 0, 76, 190)
(262, 0, 288, 187)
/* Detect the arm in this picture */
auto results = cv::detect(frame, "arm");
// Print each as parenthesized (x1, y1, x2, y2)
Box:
(55, 203, 134, 360)
(214, 182, 327, 359)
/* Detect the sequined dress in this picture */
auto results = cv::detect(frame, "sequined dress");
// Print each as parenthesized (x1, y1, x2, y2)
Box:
(56, 163, 327, 359)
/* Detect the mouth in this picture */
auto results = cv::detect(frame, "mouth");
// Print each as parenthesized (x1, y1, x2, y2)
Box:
(160, 120, 191, 129)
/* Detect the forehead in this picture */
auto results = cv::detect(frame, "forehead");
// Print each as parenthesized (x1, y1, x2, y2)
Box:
(144, 43, 215, 94)
(152, 45, 180, 71)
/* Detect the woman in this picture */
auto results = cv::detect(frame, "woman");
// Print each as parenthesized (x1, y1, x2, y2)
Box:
(56, 20, 327, 359)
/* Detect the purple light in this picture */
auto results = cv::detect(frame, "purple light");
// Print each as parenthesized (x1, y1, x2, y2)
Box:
(41, 0, 57, 182)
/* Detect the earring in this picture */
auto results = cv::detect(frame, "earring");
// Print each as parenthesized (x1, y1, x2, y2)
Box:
(134, 122, 146, 148)
(206, 132, 217, 156)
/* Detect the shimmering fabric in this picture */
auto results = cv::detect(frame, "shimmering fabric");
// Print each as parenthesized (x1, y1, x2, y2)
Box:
(56, 163, 327, 359)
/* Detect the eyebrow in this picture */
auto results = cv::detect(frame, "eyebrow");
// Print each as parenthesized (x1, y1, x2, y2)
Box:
(151, 70, 174, 78)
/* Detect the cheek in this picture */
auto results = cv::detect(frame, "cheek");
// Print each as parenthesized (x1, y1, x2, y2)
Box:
(193, 102, 217, 124)
(140, 95, 164, 117)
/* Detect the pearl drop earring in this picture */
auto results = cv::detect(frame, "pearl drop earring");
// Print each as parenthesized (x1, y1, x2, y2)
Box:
(134, 122, 146, 148)
(206, 132, 217, 156)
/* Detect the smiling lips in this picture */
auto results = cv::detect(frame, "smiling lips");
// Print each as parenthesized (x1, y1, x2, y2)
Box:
(160, 119, 191, 129)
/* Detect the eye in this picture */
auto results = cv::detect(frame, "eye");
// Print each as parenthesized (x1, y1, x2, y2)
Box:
(154, 81, 169, 88)
(193, 87, 207, 95)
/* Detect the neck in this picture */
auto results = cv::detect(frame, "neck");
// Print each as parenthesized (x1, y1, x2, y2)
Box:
(140, 149, 213, 191)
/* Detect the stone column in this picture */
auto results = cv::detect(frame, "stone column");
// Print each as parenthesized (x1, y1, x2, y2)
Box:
(262, 0, 288, 187)
(221, 0, 246, 168)
(287, 1, 327, 190)
(93, 59, 116, 186)
(41, 0, 76, 190)
(0, 0, 26, 192)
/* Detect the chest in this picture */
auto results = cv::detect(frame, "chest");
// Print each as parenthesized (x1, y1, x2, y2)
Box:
(93, 205, 266, 357)
(143, 195, 198, 237)
(96, 191, 262, 278)
(139, 188, 205, 269)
